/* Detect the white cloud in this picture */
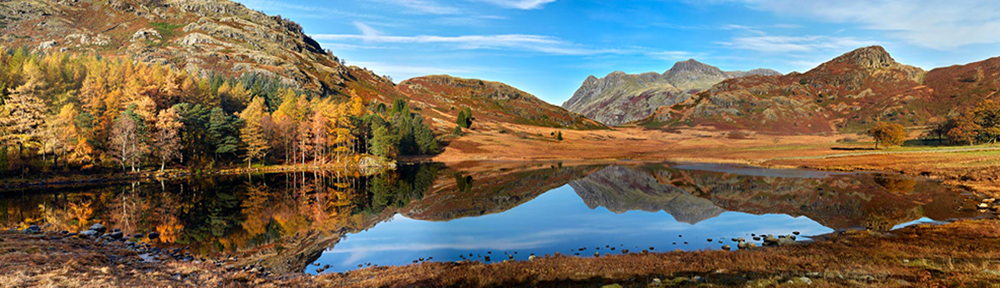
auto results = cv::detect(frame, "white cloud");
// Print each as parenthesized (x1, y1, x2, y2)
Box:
(717, 35, 876, 53)
(354, 22, 382, 37)
(473, 0, 557, 10)
(721, 0, 1000, 49)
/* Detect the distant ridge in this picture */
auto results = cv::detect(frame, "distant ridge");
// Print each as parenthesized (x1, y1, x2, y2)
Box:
(562, 59, 779, 126)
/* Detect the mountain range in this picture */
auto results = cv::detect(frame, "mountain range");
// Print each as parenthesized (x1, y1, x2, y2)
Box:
(639, 46, 1000, 134)
(562, 60, 780, 126)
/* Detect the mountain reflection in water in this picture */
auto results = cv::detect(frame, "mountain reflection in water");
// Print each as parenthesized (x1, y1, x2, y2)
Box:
(0, 162, 980, 274)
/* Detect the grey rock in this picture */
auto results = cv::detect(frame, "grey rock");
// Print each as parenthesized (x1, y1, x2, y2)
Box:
(89, 224, 107, 233)
(21, 225, 41, 234)
(38, 40, 57, 50)
(78, 230, 98, 238)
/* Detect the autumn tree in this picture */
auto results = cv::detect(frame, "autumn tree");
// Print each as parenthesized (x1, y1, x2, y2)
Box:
(0, 50, 434, 174)
(40, 104, 81, 169)
(239, 97, 270, 168)
(110, 107, 143, 172)
(0, 63, 48, 160)
(153, 107, 183, 172)
(867, 122, 906, 149)
(310, 111, 328, 165)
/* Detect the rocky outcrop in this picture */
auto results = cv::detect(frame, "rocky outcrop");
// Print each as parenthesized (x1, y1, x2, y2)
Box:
(563, 60, 779, 126)
(0, 0, 373, 96)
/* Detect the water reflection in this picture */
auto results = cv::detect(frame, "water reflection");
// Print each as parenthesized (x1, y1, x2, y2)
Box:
(0, 162, 980, 274)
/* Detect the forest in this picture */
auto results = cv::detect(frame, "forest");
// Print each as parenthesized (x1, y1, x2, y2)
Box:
(0, 49, 438, 176)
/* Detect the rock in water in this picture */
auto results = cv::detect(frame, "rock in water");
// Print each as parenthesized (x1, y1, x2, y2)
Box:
(148, 231, 160, 240)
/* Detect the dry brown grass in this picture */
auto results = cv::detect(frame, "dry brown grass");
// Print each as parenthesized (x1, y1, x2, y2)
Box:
(425, 125, 1000, 199)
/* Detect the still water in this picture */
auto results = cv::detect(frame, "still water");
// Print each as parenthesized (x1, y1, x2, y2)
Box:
(0, 162, 981, 274)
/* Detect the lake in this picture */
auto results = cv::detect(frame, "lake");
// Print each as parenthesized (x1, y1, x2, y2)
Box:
(0, 162, 981, 274)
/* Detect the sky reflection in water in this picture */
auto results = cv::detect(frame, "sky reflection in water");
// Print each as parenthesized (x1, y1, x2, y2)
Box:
(310, 185, 832, 274)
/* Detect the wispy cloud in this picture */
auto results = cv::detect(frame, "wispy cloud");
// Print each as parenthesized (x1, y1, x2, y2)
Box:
(238, 0, 385, 19)
(712, 0, 1000, 49)
(313, 22, 636, 56)
(373, 0, 461, 15)
(717, 35, 875, 53)
(349, 61, 473, 78)
(647, 51, 697, 61)
(472, 0, 557, 10)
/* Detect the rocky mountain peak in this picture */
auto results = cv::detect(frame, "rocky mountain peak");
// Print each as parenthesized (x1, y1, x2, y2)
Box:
(830, 45, 897, 70)
(666, 59, 725, 75)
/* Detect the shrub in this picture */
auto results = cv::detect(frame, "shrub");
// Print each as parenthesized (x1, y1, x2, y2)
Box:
(726, 131, 753, 140)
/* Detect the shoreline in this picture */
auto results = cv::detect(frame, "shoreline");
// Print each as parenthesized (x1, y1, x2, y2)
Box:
(5, 220, 1000, 287)
(0, 160, 396, 191)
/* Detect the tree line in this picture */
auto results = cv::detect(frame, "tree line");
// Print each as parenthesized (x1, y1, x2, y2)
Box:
(933, 99, 1000, 145)
(0, 49, 438, 175)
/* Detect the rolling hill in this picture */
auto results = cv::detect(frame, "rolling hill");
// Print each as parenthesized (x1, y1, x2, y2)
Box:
(398, 75, 605, 130)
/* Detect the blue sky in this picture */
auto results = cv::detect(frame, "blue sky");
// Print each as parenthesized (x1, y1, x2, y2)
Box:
(237, 0, 1000, 105)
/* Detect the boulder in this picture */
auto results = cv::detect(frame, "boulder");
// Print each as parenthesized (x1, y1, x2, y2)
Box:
(89, 224, 107, 233)
(78, 230, 98, 238)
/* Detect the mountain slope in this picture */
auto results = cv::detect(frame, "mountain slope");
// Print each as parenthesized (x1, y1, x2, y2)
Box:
(0, 0, 601, 133)
(399, 75, 606, 130)
(0, 0, 401, 98)
(562, 59, 779, 126)
(640, 46, 1000, 134)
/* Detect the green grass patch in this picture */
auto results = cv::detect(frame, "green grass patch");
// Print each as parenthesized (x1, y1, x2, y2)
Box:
(150, 22, 184, 39)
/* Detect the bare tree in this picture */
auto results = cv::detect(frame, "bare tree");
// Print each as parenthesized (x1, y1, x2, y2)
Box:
(111, 112, 140, 172)
(153, 108, 183, 172)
